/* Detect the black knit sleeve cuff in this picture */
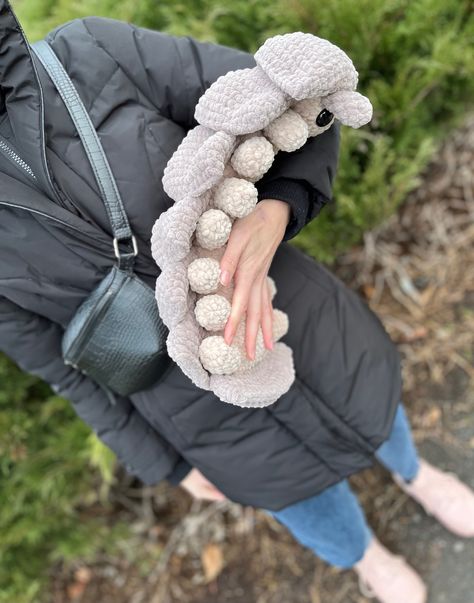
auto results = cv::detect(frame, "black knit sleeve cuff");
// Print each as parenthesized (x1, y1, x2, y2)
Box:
(166, 457, 193, 486)
(256, 177, 311, 241)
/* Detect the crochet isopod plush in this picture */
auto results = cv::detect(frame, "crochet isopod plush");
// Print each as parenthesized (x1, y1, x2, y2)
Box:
(151, 31, 372, 408)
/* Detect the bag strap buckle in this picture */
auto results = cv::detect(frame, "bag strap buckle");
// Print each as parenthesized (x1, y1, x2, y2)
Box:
(113, 235, 138, 270)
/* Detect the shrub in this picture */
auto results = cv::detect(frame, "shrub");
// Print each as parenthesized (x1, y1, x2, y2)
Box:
(0, 355, 122, 603)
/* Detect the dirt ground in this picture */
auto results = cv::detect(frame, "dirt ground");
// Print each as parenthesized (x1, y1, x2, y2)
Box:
(48, 116, 474, 603)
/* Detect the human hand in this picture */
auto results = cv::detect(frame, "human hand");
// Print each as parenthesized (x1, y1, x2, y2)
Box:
(219, 199, 291, 361)
(180, 468, 228, 502)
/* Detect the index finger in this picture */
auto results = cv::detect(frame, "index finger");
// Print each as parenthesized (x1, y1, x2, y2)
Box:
(223, 272, 253, 346)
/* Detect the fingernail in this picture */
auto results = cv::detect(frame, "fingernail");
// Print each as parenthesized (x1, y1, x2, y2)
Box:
(220, 269, 230, 286)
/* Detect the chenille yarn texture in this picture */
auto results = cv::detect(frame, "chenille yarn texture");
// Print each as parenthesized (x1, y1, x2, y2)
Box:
(150, 32, 373, 408)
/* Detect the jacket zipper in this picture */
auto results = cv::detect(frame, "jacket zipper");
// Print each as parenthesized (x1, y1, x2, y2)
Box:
(0, 134, 102, 244)
(0, 136, 38, 182)
(29, 49, 69, 211)
(5, 1, 68, 209)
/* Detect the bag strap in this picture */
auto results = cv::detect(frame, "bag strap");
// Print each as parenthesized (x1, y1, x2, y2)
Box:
(30, 40, 137, 271)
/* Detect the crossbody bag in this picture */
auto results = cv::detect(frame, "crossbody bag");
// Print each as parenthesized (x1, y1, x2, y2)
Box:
(30, 40, 172, 399)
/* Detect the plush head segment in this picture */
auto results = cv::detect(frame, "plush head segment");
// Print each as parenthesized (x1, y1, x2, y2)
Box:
(195, 31, 372, 133)
(255, 31, 373, 129)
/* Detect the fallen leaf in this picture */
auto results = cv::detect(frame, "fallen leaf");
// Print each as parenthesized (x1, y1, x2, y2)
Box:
(421, 406, 442, 427)
(201, 543, 224, 583)
(74, 567, 92, 584)
(362, 284, 376, 300)
(67, 566, 92, 599)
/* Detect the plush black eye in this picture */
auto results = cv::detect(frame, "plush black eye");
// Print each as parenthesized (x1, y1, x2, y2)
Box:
(315, 109, 334, 127)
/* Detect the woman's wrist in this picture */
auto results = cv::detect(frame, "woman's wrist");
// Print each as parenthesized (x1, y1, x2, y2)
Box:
(255, 198, 292, 229)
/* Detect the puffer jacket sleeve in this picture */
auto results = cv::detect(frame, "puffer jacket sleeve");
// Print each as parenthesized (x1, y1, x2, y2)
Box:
(256, 178, 311, 241)
(0, 296, 191, 486)
(66, 17, 340, 233)
(255, 120, 341, 227)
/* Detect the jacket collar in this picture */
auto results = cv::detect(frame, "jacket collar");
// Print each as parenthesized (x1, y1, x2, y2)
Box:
(0, 0, 59, 201)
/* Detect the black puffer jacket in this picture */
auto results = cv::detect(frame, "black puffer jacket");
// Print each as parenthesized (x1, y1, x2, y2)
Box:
(0, 1, 402, 510)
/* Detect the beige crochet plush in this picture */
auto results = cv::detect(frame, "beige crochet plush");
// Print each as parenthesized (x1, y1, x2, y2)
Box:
(151, 32, 372, 408)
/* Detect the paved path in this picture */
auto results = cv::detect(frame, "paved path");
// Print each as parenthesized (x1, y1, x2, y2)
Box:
(394, 388, 474, 603)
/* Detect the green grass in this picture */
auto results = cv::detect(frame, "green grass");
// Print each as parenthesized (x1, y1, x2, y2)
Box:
(0, 355, 124, 603)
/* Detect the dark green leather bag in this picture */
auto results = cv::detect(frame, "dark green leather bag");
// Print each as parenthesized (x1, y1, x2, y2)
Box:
(31, 40, 172, 399)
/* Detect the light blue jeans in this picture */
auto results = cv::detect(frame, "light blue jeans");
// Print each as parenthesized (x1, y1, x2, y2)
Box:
(265, 403, 420, 569)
